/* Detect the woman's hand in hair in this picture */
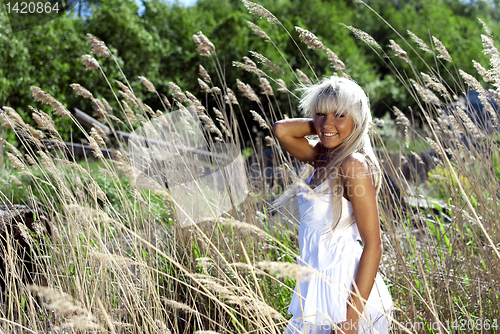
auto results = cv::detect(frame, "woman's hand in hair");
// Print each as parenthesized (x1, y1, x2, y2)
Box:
(272, 118, 319, 164)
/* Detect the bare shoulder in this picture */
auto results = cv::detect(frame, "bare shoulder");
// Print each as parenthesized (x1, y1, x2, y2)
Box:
(340, 153, 370, 178)
(341, 153, 377, 205)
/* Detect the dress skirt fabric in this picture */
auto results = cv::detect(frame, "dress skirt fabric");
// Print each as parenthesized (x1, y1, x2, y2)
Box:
(285, 175, 392, 334)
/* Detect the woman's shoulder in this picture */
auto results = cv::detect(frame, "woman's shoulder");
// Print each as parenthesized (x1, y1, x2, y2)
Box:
(340, 153, 370, 177)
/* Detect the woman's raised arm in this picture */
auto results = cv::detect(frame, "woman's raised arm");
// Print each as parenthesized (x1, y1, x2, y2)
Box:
(272, 118, 318, 163)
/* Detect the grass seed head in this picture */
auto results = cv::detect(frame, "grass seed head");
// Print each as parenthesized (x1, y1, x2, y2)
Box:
(89, 137, 104, 159)
(432, 36, 453, 62)
(392, 107, 410, 126)
(30, 86, 71, 118)
(256, 261, 318, 281)
(82, 54, 100, 70)
(218, 217, 268, 237)
(407, 30, 433, 54)
(295, 26, 325, 50)
(70, 83, 93, 99)
(250, 110, 269, 129)
(226, 88, 239, 105)
(472, 60, 494, 83)
(259, 77, 274, 96)
(26, 123, 44, 139)
(426, 137, 443, 157)
(193, 31, 215, 57)
(186, 91, 206, 114)
(118, 87, 139, 108)
(89, 180, 106, 201)
(161, 94, 172, 109)
(276, 79, 288, 93)
(31, 107, 57, 133)
(0, 113, 15, 128)
(453, 106, 483, 138)
(38, 151, 56, 170)
(142, 102, 156, 116)
(478, 18, 492, 37)
(139, 76, 156, 93)
(247, 21, 270, 41)
(52, 101, 71, 118)
(343, 24, 381, 49)
(236, 79, 260, 103)
(86, 33, 111, 57)
(6, 152, 26, 170)
(29, 285, 103, 331)
(459, 70, 484, 93)
(122, 100, 137, 122)
(92, 97, 107, 121)
(90, 127, 106, 147)
(233, 60, 266, 77)
(410, 79, 442, 105)
(326, 48, 346, 72)
(243, 56, 257, 69)
(249, 51, 284, 74)
(30, 86, 50, 104)
(5, 140, 23, 158)
(213, 108, 224, 119)
(199, 64, 212, 83)
(421, 73, 448, 96)
(481, 34, 500, 58)
(198, 78, 211, 93)
(2, 106, 26, 127)
(388, 39, 410, 63)
(9, 174, 22, 185)
(168, 82, 189, 103)
(101, 98, 113, 113)
(155, 320, 172, 334)
(264, 135, 276, 147)
(242, 0, 281, 25)
(296, 69, 312, 85)
(25, 154, 37, 165)
(115, 80, 130, 92)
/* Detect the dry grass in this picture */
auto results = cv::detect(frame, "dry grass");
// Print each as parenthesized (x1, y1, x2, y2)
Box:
(0, 1, 499, 333)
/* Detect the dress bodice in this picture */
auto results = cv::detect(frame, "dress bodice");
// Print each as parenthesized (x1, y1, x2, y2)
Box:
(297, 171, 357, 236)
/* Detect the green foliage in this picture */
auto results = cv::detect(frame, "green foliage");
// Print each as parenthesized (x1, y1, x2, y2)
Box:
(0, 156, 170, 228)
(426, 164, 471, 199)
(3, 0, 500, 147)
(348, 0, 497, 121)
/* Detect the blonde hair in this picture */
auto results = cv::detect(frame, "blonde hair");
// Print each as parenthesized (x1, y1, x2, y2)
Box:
(271, 76, 381, 233)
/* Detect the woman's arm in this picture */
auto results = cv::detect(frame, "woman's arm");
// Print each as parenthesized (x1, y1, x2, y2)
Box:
(272, 118, 318, 163)
(338, 153, 382, 334)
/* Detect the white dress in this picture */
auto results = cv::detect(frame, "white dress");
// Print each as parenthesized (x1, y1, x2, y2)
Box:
(285, 172, 392, 334)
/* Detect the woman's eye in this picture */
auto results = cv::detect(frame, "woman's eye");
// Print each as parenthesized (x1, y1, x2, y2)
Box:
(337, 114, 346, 118)
(316, 112, 325, 116)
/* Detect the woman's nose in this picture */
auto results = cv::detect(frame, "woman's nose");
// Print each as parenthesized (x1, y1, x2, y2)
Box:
(323, 114, 336, 127)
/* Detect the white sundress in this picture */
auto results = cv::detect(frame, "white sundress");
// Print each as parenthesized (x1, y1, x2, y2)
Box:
(285, 172, 392, 334)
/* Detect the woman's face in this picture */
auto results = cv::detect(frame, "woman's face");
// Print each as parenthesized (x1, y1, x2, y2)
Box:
(313, 111, 354, 149)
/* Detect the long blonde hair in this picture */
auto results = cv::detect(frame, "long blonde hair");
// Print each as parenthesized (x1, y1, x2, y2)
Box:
(271, 76, 381, 233)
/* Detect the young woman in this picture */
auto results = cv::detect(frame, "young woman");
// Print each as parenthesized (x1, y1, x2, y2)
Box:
(272, 77, 392, 334)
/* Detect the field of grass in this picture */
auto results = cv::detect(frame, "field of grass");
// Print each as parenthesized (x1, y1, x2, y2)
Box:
(1, 1, 500, 333)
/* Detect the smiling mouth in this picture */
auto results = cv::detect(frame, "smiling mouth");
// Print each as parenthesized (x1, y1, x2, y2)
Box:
(322, 132, 338, 137)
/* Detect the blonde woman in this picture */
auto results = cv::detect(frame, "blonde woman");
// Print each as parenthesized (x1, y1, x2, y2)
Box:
(273, 77, 392, 334)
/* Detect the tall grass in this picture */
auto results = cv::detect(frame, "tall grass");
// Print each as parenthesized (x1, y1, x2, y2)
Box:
(1, 1, 500, 333)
